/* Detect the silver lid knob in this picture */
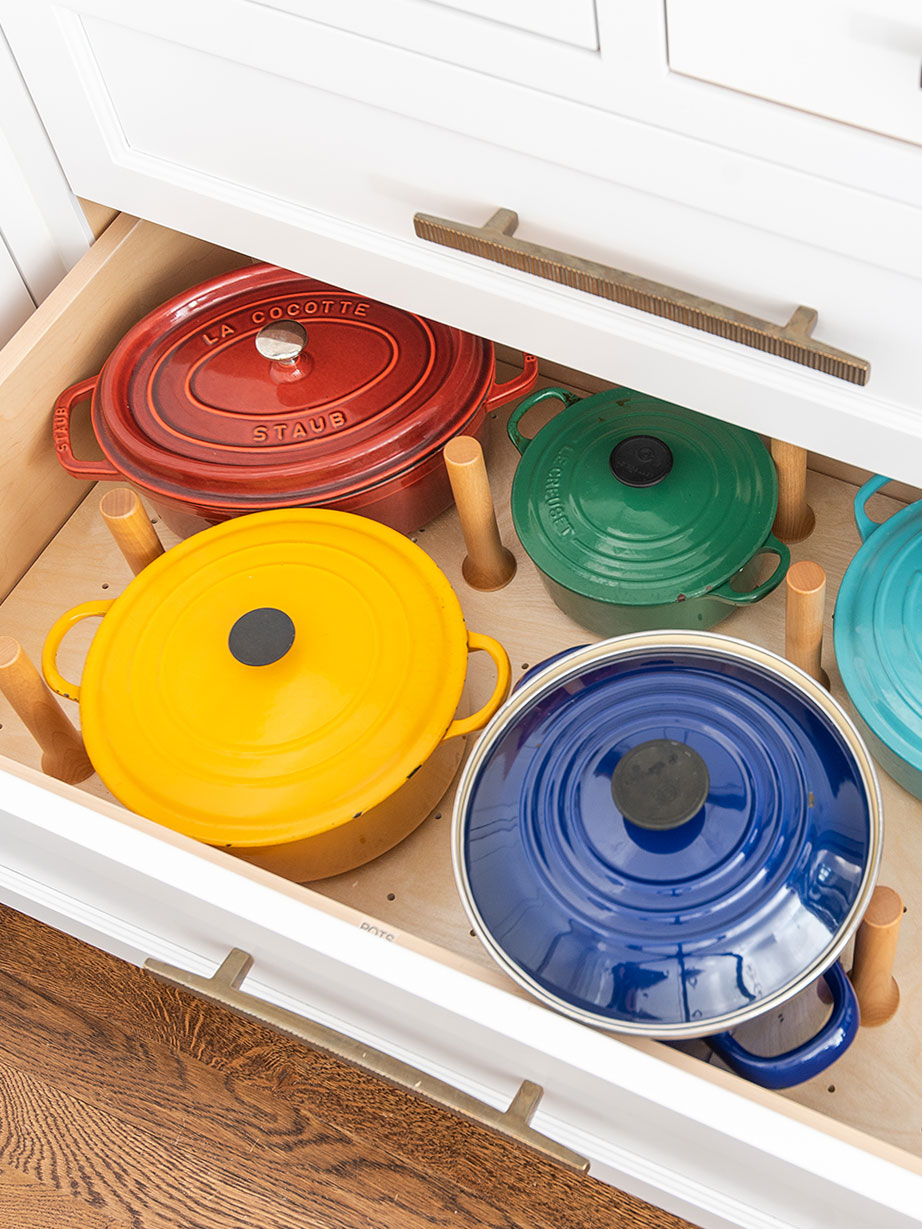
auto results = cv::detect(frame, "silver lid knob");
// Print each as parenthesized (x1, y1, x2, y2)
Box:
(255, 320, 307, 364)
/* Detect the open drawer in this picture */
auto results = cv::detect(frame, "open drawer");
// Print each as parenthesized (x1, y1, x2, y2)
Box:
(2, 214, 922, 1229)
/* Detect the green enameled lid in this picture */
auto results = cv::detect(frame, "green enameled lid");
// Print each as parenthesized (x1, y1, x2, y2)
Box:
(507, 387, 779, 607)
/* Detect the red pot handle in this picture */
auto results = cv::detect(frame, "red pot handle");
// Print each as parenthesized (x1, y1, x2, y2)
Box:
(52, 375, 121, 480)
(484, 353, 539, 412)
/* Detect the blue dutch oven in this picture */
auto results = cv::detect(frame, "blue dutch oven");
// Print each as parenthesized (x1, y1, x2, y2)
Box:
(452, 633, 882, 1090)
(835, 475, 922, 799)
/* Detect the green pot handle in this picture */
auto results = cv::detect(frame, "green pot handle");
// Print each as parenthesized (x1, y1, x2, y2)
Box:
(506, 387, 581, 455)
(709, 533, 790, 606)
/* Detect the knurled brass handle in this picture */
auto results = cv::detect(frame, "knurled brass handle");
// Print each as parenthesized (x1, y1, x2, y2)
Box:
(414, 208, 870, 385)
(145, 948, 589, 1173)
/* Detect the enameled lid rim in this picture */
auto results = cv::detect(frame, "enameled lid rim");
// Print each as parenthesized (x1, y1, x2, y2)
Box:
(451, 630, 882, 1038)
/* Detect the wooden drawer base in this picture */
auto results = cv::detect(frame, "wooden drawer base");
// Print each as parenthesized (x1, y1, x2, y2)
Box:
(2, 350, 921, 1160)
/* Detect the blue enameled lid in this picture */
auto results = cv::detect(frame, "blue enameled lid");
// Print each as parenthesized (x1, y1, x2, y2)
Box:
(834, 477, 922, 777)
(453, 633, 881, 1037)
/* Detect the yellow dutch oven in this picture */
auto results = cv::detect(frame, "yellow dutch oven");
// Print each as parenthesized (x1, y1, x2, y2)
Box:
(42, 509, 510, 881)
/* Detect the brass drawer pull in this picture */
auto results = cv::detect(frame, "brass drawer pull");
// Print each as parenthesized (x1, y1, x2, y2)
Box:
(414, 208, 870, 385)
(146, 948, 589, 1173)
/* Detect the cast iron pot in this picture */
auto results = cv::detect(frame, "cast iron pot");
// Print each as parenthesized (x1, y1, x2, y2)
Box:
(506, 387, 789, 634)
(53, 264, 537, 537)
(42, 509, 511, 881)
(452, 633, 882, 1089)
(835, 475, 922, 799)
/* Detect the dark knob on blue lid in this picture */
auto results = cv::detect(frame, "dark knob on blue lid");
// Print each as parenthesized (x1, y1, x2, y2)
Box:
(229, 608, 295, 666)
(611, 739, 709, 830)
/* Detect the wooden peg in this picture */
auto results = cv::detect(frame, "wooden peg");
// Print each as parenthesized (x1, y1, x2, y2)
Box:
(785, 560, 830, 689)
(99, 487, 164, 575)
(849, 886, 903, 1027)
(0, 636, 94, 784)
(443, 436, 516, 591)
(771, 440, 815, 543)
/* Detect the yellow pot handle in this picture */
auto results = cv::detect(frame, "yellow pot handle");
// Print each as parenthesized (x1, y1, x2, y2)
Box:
(42, 600, 114, 702)
(442, 631, 511, 742)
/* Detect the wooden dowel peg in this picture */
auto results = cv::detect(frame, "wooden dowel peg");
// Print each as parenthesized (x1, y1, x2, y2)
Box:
(771, 440, 815, 543)
(99, 487, 164, 575)
(444, 436, 516, 591)
(785, 560, 830, 689)
(0, 636, 94, 784)
(849, 885, 903, 1027)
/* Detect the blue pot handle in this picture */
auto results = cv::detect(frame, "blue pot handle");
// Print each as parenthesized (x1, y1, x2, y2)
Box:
(704, 961, 859, 1090)
(854, 475, 894, 543)
(506, 387, 581, 454)
(514, 645, 588, 693)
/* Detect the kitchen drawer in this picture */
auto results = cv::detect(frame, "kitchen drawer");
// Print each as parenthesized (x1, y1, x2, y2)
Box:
(1, 213, 922, 1228)
(4, 3, 922, 493)
(666, 1, 922, 149)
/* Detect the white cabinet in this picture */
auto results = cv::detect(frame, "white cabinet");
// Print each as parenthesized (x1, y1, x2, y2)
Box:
(259, 0, 601, 52)
(2, 3, 922, 483)
(417, 0, 599, 48)
(2, 6, 922, 1227)
(0, 237, 34, 351)
(0, 27, 91, 343)
(667, 0, 922, 148)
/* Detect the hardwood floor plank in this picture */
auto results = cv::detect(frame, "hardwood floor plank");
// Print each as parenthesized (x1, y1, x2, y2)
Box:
(0, 1058, 531, 1229)
(0, 906, 697, 1229)
(0, 1176, 126, 1229)
(0, 980, 535, 1229)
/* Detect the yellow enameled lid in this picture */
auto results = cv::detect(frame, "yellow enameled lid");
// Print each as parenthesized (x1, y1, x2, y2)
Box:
(71, 510, 474, 846)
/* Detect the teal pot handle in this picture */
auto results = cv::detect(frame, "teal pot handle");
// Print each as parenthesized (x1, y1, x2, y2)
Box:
(704, 961, 859, 1090)
(506, 387, 581, 455)
(709, 533, 790, 606)
(854, 474, 894, 543)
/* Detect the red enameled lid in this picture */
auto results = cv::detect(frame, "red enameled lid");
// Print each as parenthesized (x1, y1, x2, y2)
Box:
(92, 264, 494, 508)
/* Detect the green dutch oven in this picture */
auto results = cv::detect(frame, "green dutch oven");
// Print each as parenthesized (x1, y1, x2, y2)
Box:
(507, 387, 790, 635)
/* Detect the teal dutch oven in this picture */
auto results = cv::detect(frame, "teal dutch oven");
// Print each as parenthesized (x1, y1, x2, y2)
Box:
(506, 387, 790, 635)
(835, 475, 922, 799)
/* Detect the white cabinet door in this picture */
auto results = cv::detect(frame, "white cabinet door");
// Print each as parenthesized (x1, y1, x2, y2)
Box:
(0, 235, 34, 348)
(667, 1, 922, 148)
(0, 28, 90, 303)
(230, 0, 601, 91)
(261, 0, 600, 51)
(418, 0, 598, 48)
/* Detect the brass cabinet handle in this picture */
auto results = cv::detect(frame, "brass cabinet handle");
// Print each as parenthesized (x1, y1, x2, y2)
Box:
(414, 208, 870, 385)
(146, 948, 589, 1173)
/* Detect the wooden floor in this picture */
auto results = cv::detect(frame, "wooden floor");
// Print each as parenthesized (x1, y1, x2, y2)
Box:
(0, 905, 695, 1229)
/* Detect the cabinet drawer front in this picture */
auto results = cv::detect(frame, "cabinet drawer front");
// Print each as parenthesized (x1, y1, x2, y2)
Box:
(408, 0, 597, 49)
(667, 0, 922, 148)
(4, 5, 922, 485)
(410, 0, 599, 48)
(257, 0, 600, 53)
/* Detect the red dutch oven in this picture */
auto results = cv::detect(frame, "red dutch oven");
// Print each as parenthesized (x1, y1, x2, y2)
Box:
(53, 264, 538, 537)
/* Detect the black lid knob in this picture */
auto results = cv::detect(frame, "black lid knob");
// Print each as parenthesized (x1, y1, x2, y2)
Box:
(611, 739, 709, 830)
(229, 608, 295, 667)
(609, 435, 674, 487)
